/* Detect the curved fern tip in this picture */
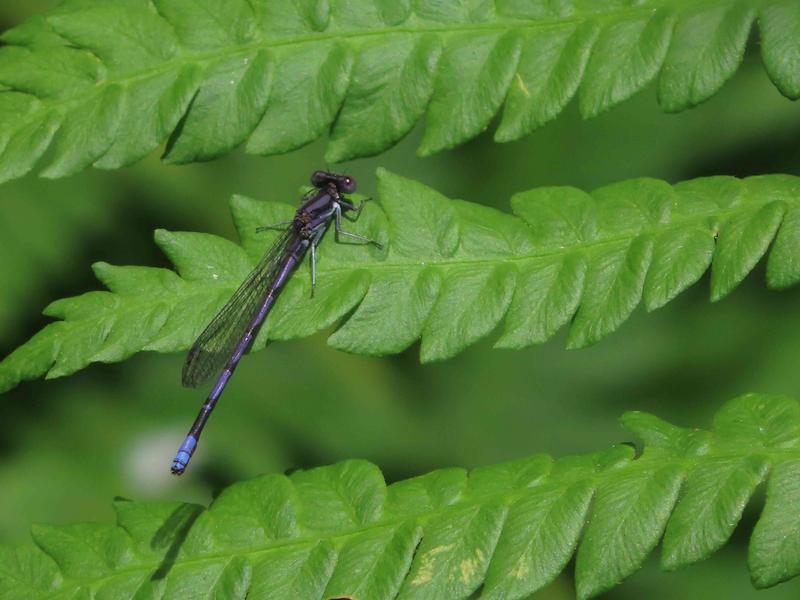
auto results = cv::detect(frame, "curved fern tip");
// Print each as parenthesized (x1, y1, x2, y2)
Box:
(90, 261, 116, 284)
(229, 193, 257, 212)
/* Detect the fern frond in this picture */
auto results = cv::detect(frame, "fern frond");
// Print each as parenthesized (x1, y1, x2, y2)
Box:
(0, 0, 797, 183)
(3, 393, 800, 599)
(1, 169, 798, 393)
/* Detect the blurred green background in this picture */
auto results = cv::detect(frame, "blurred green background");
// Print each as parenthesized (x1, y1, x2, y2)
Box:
(2, 4, 800, 598)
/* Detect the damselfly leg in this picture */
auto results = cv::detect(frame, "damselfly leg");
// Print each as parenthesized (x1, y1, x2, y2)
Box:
(343, 197, 372, 222)
(309, 204, 381, 297)
(334, 203, 383, 248)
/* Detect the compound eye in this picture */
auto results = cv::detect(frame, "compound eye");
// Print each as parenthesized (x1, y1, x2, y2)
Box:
(340, 176, 357, 194)
(310, 170, 328, 187)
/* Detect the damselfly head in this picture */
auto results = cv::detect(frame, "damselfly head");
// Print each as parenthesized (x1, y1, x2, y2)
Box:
(311, 170, 357, 194)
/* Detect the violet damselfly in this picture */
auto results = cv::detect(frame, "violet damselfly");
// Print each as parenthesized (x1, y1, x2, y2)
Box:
(171, 171, 381, 475)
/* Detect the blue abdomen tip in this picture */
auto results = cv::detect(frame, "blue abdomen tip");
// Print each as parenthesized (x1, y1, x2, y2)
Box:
(171, 454, 189, 475)
(170, 436, 197, 475)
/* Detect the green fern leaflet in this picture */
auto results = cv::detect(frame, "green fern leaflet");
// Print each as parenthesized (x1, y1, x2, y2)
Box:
(0, 0, 798, 183)
(1, 169, 799, 393)
(3, 393, 800, 598)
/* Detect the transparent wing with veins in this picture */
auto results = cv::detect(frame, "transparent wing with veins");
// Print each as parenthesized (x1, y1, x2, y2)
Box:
(181, 228, 296, 388)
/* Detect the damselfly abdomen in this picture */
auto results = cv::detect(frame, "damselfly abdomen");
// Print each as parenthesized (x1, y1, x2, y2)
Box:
(172, 171, 381, 475)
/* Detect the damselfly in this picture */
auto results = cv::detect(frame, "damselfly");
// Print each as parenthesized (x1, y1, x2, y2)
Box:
(172, 171, 381, 475)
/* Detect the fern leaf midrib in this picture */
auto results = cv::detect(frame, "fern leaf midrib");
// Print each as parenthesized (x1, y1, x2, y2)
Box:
(321, 197, 785, 273)
(36, 445, 800, 597)
(6, 0, 733, 138)
(41, 196, 789, 343)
